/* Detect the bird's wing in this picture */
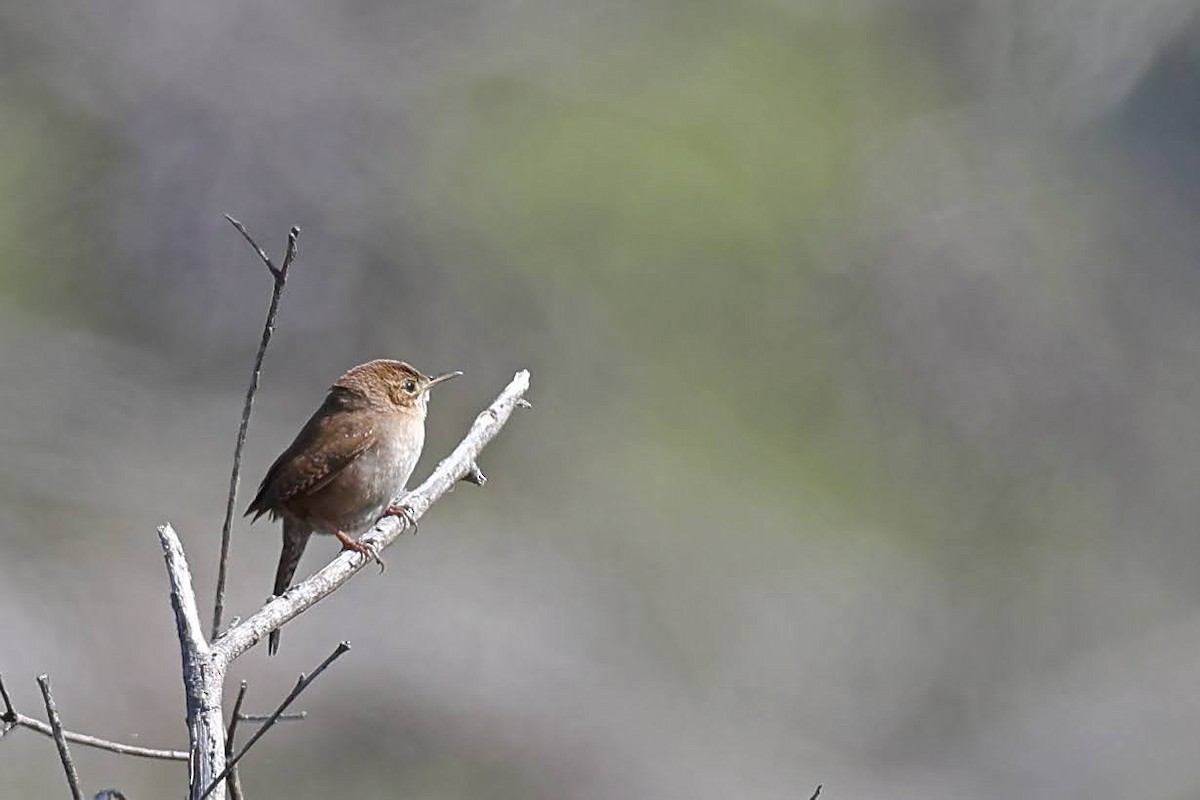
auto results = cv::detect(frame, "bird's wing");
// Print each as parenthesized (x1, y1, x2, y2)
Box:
(246, 403, 379, 520)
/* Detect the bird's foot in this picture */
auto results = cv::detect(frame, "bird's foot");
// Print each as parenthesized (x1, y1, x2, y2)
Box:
(335, 530, 386, 573)
(384, 503, 419, 534)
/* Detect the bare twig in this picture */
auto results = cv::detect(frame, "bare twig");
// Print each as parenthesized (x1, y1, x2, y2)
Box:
(236, 712, 307, 723)
(37, 674, 84, 800)
(224, 681, 248, 800)
(210, 369, 531, 664)
(0, 673, 15, 733)
(212, 218, 301, 640)
(2, 714, 188, 760)
(3, 672, 185, 759)
(809, 784, 822, 800)
(225, 682, 248, 747)
(201, 643, 350, 800)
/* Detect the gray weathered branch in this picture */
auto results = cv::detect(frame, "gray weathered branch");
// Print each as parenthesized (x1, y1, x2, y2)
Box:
(159, 523, 226, 800)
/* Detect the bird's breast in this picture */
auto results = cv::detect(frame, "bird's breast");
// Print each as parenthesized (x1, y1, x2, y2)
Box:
(293, 419, 425, 535)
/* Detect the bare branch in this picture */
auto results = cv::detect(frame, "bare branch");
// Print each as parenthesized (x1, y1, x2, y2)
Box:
(221, 216, 299, 279)
(3, 672, 184, 759)
(225, 682, 248, 748)
(211, 369, 532, 664)
(3, 714, 188, 760)
(224, 681, 248, 800)
(235, 712, 306, 723)
(201, 643, 350, 799)
(212, 218, 301, 639)
(0, 672, 14, 733)
(37, 674, 84, 800)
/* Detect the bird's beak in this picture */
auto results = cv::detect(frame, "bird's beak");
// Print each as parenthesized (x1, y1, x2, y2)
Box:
(425, 371, 462, 390)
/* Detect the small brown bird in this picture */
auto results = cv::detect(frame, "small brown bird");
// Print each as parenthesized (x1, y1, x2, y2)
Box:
(246, 359, 460, 654)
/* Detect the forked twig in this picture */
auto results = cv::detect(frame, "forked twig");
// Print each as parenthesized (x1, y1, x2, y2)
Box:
(211, 218, 301, 639)
(37, 674, 84, 800)
(200, 642, 350, 799)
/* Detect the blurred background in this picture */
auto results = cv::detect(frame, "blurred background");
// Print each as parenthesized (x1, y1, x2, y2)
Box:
(3, 0, 1200, 797)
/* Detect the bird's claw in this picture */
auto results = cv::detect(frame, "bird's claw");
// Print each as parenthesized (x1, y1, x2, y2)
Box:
(384, 503, 419, 534)
(336, 530, 386, 573)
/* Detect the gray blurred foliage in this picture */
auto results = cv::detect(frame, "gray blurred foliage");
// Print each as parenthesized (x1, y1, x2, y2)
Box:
(3, 0, 1200, 798)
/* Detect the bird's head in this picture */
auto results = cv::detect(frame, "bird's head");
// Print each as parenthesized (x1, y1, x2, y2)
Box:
(332, 359, 461, 415)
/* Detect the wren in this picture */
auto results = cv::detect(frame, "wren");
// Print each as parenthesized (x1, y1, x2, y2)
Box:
(246, 359, 460, 654)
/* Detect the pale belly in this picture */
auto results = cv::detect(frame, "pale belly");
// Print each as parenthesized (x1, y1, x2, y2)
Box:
(292, 429, 423, 535)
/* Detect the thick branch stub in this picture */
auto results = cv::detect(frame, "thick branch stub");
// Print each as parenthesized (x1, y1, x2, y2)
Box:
(461, 462, 487, 486)
(158, 524, 226, 799)
(159, 525, 211, 661)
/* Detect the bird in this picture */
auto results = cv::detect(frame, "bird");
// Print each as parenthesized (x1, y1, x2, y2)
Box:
(246, 359, 460, 654)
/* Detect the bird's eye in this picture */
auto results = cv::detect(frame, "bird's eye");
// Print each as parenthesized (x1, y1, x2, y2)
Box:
(402, 380, 418, 394)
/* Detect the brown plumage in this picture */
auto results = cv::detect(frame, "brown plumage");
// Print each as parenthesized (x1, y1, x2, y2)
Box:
(246, 359, 460, 654)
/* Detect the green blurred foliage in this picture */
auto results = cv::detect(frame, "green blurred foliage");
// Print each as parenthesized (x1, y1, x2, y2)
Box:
(414, 4, 942, 509)
(0, 76, 117, 323)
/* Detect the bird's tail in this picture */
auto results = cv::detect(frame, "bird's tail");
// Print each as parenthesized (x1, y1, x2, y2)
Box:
(268, 519, 311, 656)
